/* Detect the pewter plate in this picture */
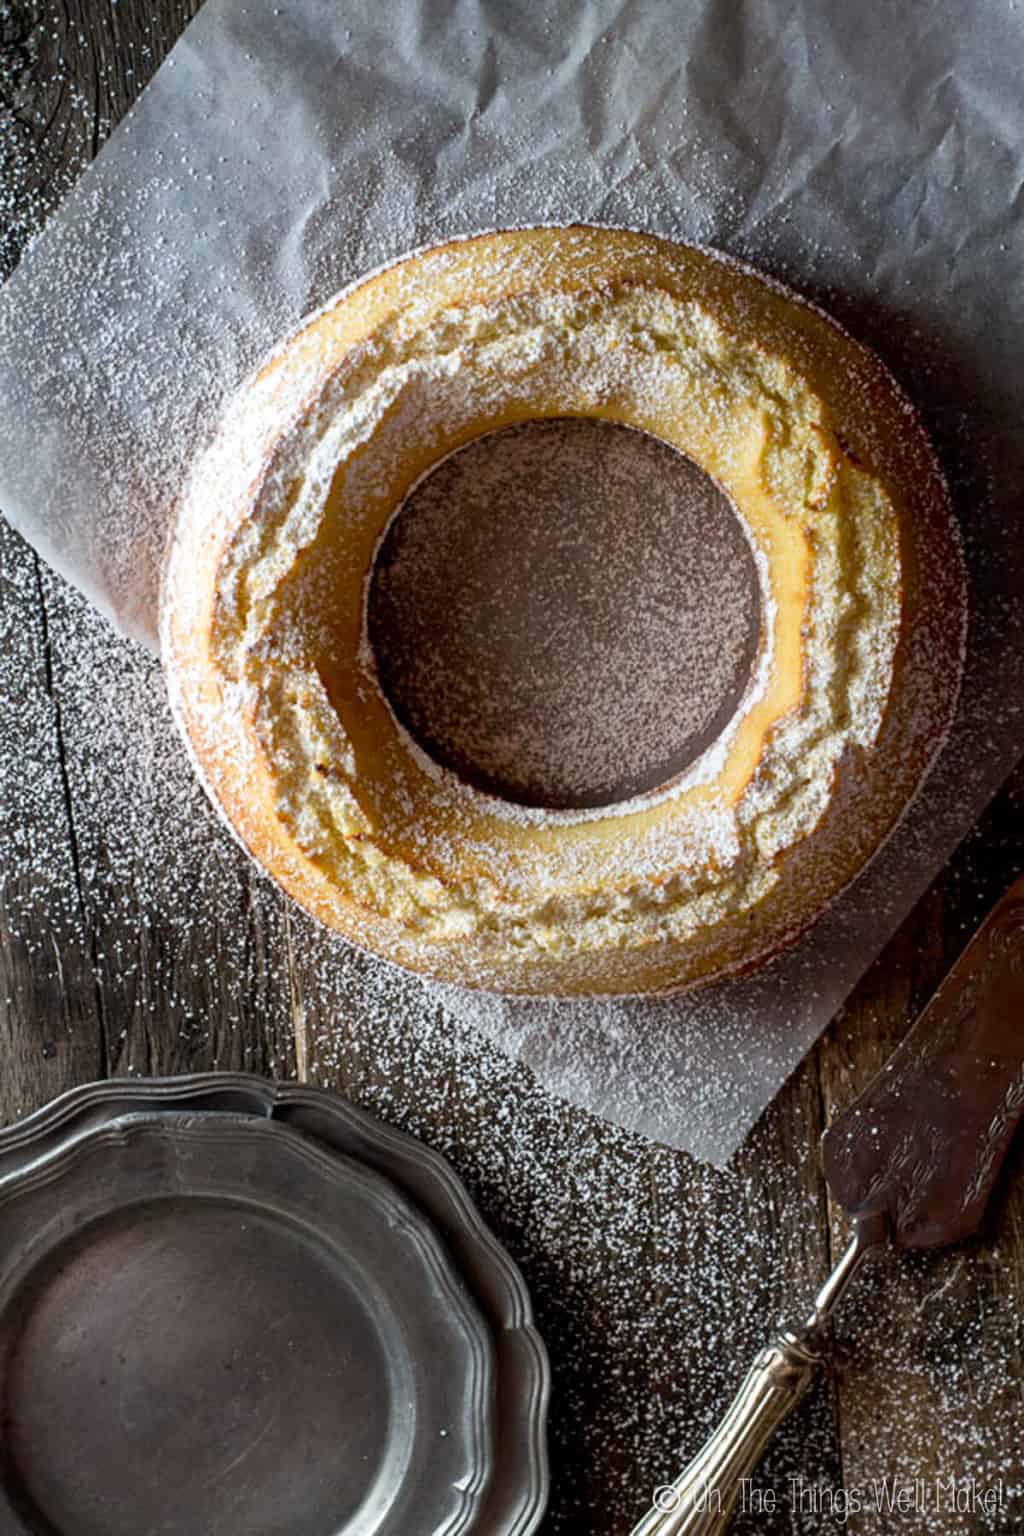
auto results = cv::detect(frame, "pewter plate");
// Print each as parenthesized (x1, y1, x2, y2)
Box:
(0, 1085, 544, 1536)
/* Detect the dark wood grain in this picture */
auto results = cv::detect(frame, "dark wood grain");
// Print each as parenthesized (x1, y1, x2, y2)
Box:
(37, 565, 299, 1082)
(1, 4, 1022, 1535)
(0, 517, 102, 1114)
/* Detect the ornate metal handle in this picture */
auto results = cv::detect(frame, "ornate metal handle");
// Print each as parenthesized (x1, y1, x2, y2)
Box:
(629, 1228, 884, 1536)
(629, 1330, 821, 1535)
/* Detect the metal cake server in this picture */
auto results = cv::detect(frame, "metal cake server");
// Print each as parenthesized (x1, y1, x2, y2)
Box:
(631, 872, 1024, 1536)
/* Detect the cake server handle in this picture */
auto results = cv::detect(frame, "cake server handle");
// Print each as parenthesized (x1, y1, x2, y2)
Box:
(628, 1222, 884, 1536)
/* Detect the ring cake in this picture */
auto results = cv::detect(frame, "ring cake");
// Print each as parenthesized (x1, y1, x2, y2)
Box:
(163, 226, 966, 997)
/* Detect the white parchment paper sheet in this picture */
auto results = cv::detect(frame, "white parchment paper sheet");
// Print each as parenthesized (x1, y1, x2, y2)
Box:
(1, 0, 1021, 1163)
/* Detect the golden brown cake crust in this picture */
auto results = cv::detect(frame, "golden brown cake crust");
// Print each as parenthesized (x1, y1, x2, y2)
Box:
(162, 226, 966, 997)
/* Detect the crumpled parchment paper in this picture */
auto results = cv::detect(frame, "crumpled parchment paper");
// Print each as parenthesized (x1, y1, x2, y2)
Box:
(1, 0, 1021, 1163)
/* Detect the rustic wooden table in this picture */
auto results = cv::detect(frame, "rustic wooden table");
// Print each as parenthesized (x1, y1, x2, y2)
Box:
(2, 4, 1023, 1533)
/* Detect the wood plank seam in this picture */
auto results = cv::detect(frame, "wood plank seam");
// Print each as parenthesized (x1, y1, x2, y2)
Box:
(32, 550, 110, 1080)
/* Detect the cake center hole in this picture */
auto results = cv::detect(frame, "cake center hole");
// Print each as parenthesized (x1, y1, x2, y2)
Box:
(368, 417, 762, 811)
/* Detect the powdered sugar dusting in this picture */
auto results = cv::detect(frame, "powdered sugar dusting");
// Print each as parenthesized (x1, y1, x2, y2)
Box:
(367, 416, 762, 812)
